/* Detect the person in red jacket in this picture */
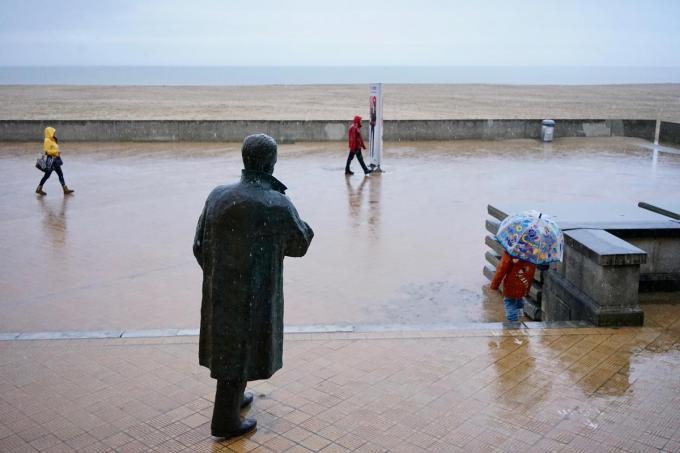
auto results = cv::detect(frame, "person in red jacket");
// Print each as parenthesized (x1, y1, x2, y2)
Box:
(345, 115, 373, 176)
(490, 251, 537, 322)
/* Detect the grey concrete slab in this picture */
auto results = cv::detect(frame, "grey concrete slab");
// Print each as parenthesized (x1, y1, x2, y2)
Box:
(489, 202, 676, 228)
(564, 229, 647, 265)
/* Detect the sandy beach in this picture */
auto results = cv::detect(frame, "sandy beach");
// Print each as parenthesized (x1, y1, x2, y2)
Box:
(2, 84, 679, 121)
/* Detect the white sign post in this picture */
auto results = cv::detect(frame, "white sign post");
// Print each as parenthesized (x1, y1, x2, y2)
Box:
(368, 83, 384, 171)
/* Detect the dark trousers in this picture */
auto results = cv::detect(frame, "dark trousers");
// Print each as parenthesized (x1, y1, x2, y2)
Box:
(39, 163, 66, 186)
(211, 379, 246, 434)
(345, 149, 370, 174)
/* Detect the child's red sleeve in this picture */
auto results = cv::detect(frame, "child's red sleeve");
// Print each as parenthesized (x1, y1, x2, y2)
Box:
(490, 251, 511, 290)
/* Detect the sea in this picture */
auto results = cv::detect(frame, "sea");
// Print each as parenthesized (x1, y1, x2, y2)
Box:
(1, 66, 680, 85)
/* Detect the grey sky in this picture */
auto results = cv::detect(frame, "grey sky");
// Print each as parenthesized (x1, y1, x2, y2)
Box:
(1, 0, 679, 66)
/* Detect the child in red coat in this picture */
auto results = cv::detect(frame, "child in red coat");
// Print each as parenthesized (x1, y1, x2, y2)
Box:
(490, 251, 537, 322)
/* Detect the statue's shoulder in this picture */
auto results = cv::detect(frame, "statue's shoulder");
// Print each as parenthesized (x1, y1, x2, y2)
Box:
(206, 183, 240, 203)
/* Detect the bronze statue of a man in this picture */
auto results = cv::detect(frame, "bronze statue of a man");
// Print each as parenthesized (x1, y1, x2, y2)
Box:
(193, 134, 314, 438)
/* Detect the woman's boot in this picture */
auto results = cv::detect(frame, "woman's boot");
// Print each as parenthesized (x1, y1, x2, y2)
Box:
(62, 185, 74, 195)
(36, 185, 46, 196)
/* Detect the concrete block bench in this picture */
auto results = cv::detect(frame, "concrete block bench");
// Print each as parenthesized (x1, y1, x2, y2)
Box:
(484, 202, 680, 326)
(543, 229, 646, 326)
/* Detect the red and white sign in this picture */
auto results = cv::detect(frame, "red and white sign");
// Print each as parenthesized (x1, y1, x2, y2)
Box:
(368, 83, 383, 170)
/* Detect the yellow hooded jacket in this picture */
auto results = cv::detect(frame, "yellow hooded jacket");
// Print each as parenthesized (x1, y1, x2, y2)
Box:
(43, 127, 60, 157)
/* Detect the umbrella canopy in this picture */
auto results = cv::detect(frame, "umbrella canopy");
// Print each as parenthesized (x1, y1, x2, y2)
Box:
(495, 210, 564, 265)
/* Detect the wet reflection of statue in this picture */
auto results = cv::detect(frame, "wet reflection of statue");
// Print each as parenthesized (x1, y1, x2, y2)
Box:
(193, 134, 314, 438)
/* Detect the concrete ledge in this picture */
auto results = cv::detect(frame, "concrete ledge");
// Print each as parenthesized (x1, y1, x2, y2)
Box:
(485, 250, 501, 268)
(486, 219, 500, 235)
(16, 330, 123, 340)
(121, 329, 180, 338)
(564, 229, 647, 266)
(482, 264, 496, 282)
(487, 204, 506, 221)
(0, 118, 658, 142)
(284, 325, 354, 333)
(0, 332, 20, 340)
(543, 270, 644, 326)
(485, 235, 504, 256)
(0, 320, 601, 342)
(523, 320, 591, 329)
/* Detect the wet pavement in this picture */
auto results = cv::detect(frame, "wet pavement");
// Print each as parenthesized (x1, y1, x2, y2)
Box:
(2, 137, 680, 332)
(1, 310, 679, 452)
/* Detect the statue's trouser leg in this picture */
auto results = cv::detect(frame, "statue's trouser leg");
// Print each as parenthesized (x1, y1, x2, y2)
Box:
(211, 379, 246, 435)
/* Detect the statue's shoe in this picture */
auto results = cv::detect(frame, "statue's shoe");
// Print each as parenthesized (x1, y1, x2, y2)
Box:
(212, 418, 257, 439)
(241, 392, 254, 409)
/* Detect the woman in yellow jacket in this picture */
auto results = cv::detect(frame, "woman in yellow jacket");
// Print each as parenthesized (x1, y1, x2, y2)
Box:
(36, 127, 74, 196)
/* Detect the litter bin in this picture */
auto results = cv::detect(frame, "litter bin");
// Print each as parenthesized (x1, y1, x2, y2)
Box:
(541, 119, 555, 142)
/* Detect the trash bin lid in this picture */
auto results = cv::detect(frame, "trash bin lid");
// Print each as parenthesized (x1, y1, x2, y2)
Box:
(542, 119, 555, 126)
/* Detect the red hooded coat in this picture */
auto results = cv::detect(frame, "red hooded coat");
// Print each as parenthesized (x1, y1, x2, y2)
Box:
(348, 116, 366, 151)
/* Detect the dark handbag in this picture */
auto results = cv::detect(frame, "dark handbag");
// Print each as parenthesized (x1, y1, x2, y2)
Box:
(35, 155, 47, 172)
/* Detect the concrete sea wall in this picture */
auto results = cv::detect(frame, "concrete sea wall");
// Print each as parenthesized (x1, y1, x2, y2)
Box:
(0, 119, 659, 142)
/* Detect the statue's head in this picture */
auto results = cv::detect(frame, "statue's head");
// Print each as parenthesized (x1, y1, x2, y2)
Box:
(242, 133, 277, 175)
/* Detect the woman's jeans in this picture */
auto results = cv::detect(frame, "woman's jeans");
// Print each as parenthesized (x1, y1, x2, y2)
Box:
(39, 163, 65, 186)
(503, 297, 524, 322)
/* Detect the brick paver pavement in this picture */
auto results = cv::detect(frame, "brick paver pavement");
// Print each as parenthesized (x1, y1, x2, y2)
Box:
(1, 303, 679, 452)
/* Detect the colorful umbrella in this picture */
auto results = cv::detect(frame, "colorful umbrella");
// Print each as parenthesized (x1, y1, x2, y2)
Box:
(495, 210, 564, 265)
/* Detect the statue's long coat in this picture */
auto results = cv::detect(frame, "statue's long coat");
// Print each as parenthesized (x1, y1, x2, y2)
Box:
(193, 170, 313, 381)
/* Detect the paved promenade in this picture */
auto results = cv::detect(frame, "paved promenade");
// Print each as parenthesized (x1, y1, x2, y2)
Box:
(2, 138, 680, 333)
(2, 137, 680, 451)
(1, 303, 679, 452)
